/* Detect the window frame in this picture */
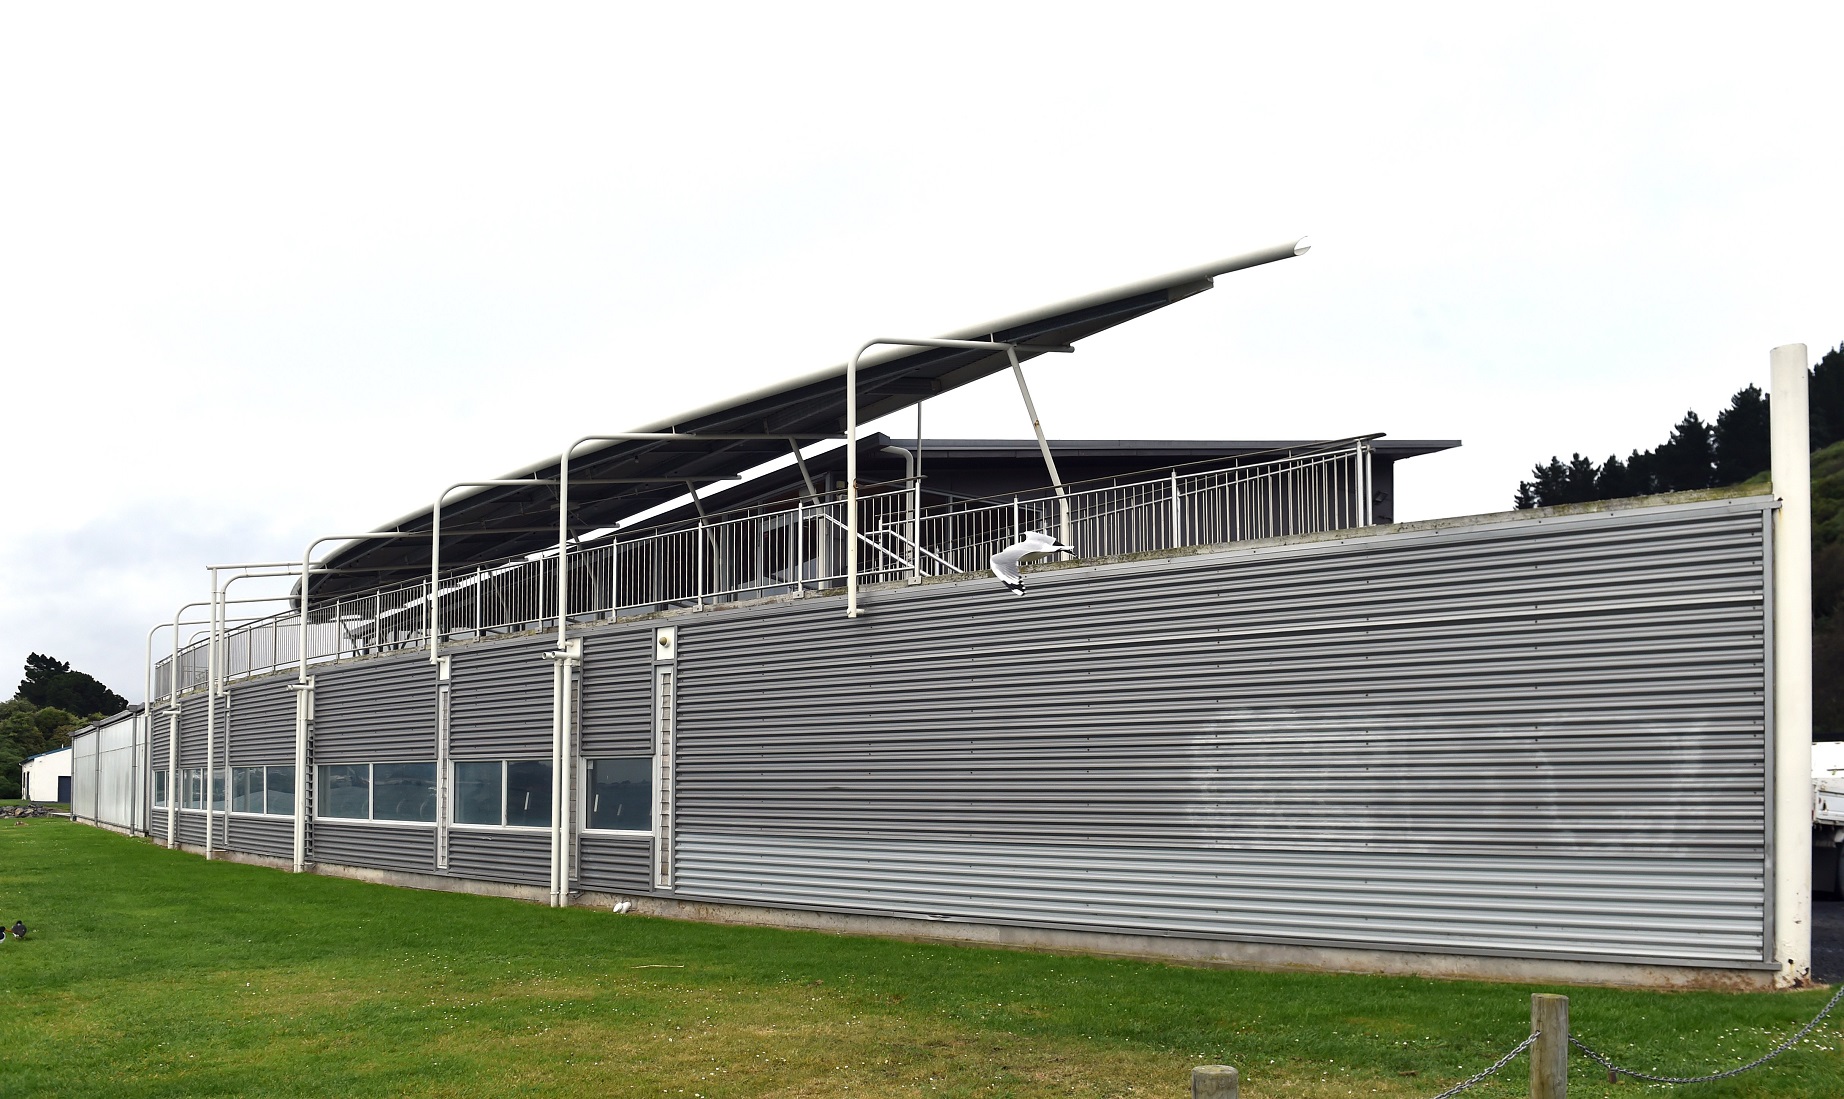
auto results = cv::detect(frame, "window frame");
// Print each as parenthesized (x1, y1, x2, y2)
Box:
(312, 761, 437, 828)
(578, 755, 654, 836)
(447, 758, 554, 832)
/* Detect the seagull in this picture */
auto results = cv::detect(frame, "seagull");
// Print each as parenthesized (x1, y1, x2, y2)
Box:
(990, 530, 1074, 595)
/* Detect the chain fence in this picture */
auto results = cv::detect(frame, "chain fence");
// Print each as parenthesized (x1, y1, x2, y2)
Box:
(1568, 979, 1844, 1086)
(1425, 1031, 1541, 1099)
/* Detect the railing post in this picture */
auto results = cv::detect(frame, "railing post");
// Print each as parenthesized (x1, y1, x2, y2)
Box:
(1170, 469, 1183, 548)
(1191, 1065, 1237, 1098)
(1530, 993, 1568, 1099)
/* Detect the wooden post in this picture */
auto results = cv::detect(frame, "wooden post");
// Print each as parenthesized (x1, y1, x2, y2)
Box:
(1192, 1065, 1238, 1098)
(1530, 993, 1568, 1098)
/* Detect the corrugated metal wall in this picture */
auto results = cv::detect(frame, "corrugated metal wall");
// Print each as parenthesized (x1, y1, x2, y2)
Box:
(665, 497, 1773, 967)
(581, 629, 654, 755)
(314, 654, 436, 760)
(176, 813, 206, 847)
(228, 678, 296, 764)
(178, 694, 209, 766)
(578, 835, 652, 893)
(225, 815, 293, 860)
(449, 641, 553, 758)
(448, 829, 550, 885)
(314, 821, 435, 874)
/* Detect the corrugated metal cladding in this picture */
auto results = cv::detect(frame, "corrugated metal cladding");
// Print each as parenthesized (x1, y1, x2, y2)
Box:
(227, 677, 296, 764)
(448, 641, 554, 758)
(226, 816, 293, 860)
(313, 822, 434, 874)
(149, 812, 169, 840)
(313, 654, 436, 760)
(447, 829, 550, 886)
(177, 694, 210, 766)
(580, 628, 655, 755)
(176, 813, 206, 846)
(669, 497, 1775, 967)
(577, 835, 652, 894)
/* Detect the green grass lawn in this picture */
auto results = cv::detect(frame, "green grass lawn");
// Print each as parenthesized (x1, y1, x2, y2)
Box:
(2, 821, 1840, 1098)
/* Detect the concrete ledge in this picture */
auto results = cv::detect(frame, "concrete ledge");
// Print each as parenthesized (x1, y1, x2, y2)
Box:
(577, 890, 1780, 992)
(153, 841, 1781, 991)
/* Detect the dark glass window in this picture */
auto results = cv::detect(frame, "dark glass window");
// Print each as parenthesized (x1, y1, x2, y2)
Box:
(586, 757, 651, 831)
(453, 761, 502, 825)
(505, 760, 552, 828)
(318, 764, 370, 819)
(372, 763, 437, 822)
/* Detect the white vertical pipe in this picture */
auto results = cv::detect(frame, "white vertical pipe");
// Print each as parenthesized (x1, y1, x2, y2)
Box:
(846, 346, 863, 616)
(1771, 342, 1813, 987)
(205, 567, 219, 861)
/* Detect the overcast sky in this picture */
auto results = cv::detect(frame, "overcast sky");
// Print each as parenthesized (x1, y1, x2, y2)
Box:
(3, 4, 1840, 701)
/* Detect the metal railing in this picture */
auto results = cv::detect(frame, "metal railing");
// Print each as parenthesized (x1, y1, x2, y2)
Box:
(156, 440, 1372, 695)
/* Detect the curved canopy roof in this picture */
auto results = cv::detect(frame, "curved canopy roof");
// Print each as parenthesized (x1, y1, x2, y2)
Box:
(311, 240, 1308, 601)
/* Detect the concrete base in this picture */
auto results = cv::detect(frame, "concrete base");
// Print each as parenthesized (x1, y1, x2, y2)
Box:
(154, 838, 1780, 990)
(577, 890, 1781, 992)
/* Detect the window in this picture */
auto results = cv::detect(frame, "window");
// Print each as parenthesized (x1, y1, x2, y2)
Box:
(153, 769, 168, 809)
(453, 761, 502, 825)
(210, 769, 225, 812)
(316, 763, 436, 823)
(584, 757, 651, 832)
(266, 766, 295, 816)
(318, 764, 370, 819)
(506, 761, 552, 827)
(229, 767, 298, 816)
(232, 767, 264, 813)
(372, 763, 437, 822)
(182, 768, 206, 810)
(450, 760, 552, 828)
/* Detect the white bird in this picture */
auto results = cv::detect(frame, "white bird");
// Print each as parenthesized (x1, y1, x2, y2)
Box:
(990, 530, 1074, 596)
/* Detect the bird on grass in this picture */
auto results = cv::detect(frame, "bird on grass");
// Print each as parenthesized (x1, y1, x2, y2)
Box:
(990, 530, 1074, 595)
(9, 920, 25, 940)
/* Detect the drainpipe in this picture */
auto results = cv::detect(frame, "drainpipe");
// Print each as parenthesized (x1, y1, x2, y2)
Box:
(1770, 343, 1812, 988)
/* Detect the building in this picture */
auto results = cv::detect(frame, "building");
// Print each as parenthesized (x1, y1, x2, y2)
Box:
(70, 707, 148, 834)
(21, 746, 72, 804)
(98, 242, 1815, 990)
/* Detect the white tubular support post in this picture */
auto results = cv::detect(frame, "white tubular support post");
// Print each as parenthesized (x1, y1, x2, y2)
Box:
(295, 533, 420, 873)
(1771, 342, 1813, 987)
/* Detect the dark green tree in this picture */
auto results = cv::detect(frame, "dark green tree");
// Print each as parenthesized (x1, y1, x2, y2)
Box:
(1813, 343, 1844, 451)
(1714, 384, 1771, 484)
(1596, 454, 1631, 499)
(17, 653, 127, 717)
(1652, 411, 1715, 492)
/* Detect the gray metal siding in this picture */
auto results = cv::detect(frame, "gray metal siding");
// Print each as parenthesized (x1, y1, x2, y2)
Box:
(667, 498, 1773, 966)
(446, 829, 549, 885)
(150, 811, 169, 841)
(225, 815, 293, 859)
(176, 813, 206, 846)
(449, 642, 554, 759)
(577, 835, 653, 893)
(178, 694, 210, 767)
(228, 677, 296, 764)
(580, 629, 655, 755)
(313, 821, 435, 874)
(313, 655, 437, 760)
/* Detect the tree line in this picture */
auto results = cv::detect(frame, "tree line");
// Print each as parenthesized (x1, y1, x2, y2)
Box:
(1514, 343, 1844, 508)
(1, 653, 128, 799)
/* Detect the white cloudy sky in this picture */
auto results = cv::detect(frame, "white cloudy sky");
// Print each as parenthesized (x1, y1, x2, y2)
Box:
(3, 3, 1840, 701)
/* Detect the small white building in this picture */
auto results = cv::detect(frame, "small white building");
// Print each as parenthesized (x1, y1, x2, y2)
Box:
(21, 746, 73, 804)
